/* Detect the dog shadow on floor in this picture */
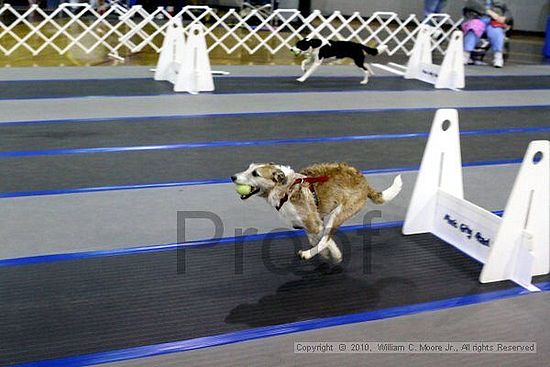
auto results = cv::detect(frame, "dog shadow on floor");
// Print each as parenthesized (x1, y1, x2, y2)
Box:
(224, 263, 415, 328)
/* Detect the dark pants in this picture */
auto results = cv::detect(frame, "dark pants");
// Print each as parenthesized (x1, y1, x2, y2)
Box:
(298, 0, 310, 17)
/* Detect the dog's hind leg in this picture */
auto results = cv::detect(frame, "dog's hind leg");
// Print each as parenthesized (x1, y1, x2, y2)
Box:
(360, 71, 370, 85)
(303, 215, 332, 261)
(299, 190, 372, 261)
(325, 238, 343, 263)
(360, 63, 376, 85)
(364, 62, 374, 76)
(307, 230, 342, 262)
(306, 232, 331, 261)
(353, 55, 372, 85)
(361, 62, 374, 84)
(299, 205, 342, 261)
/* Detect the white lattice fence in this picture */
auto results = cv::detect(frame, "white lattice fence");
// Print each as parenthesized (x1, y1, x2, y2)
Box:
(0, 3, 462, 60)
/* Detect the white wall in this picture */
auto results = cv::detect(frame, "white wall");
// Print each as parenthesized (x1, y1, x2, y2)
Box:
(309, 0, 550, 32)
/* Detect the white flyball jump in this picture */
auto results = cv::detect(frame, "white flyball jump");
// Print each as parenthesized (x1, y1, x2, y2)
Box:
(154, 19, 214, 94)
(403, 109, 549, 292)
(404, 27, 465, 90)
(373, 26, 464, 90)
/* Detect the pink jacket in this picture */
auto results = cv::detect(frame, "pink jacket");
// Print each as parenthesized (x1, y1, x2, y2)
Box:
(462, 18, 486, 38)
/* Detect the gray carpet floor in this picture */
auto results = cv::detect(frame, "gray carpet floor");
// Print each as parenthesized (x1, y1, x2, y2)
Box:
(0, 64, 548, 367)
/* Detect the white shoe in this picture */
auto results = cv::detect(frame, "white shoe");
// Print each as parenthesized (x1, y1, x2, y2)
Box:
(431, 29, 443, 39)
(493, 52, 504, 68)
(463, 51, 472, 65)
(479, 39, 490, 49)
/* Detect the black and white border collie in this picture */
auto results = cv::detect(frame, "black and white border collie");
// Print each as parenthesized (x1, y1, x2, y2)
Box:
(291, 39, 387, 84)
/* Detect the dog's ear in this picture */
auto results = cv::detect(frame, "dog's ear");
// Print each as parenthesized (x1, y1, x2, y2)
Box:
(310, 39, 322, 48)
(272, 169, 287, 184)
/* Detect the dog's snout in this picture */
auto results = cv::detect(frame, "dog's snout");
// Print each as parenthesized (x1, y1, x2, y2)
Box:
(231, 175, 237, 182)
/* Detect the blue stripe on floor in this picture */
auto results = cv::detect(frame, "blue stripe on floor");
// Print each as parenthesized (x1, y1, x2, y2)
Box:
(0, 158, 522, 199)
(0, 219, 405, 268)
(1, 104, 549, 127)
(1, 76, 406, 83)
(1, 126, 548, 158)
(12, 280, 549, 367)
(0, 210, 505, 268)
(1, 73, 547, 83)
(2, 76, 550, 101)
(0, 87, 546, 101)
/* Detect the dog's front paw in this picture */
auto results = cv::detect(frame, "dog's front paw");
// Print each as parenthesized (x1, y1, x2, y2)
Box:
(296, 77, 306, 83)
(360, 79, 369, 85)
(298, 249, 312, 260)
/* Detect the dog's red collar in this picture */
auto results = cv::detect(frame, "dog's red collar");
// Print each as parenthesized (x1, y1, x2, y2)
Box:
(275, 176, 329, 211)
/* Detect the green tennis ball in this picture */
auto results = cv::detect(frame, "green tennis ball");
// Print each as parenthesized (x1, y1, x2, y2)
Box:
(235, 184, 252, 196)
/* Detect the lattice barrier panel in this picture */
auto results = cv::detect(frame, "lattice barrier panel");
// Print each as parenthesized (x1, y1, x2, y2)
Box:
(0, 4, 463, 61)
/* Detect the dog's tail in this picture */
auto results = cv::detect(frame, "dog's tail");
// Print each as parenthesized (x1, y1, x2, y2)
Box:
(362, 44, 387, 56)
(367, 175, 402, 204)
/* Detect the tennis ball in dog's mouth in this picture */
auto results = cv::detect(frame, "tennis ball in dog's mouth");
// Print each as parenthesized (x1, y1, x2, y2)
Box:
(235, 184, 252, 196)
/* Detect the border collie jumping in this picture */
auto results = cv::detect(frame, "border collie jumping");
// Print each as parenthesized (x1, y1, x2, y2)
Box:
(291, 39, 387, 84)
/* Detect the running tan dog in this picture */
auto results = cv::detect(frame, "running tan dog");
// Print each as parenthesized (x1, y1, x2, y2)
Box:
(231, 162, 402, 263)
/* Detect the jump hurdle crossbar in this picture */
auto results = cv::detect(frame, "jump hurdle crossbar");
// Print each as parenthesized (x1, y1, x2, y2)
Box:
(402, 109, 549, 291)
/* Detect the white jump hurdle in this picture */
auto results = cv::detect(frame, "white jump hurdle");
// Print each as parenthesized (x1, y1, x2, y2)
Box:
(402, 109, 549, 291)
(374, 26, 464, 90)
(154, 19, 214, 94)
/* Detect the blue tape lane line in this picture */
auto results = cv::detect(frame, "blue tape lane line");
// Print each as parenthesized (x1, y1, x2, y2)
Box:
(12, 281, 550, 367)
(0, 210, 506, 268)
(3, 79, 550, 101)
(1, 73, 546, 83)
(0, 76, 402, 83)
(0, 211, 507, 268)
(0, 177, 233, 199)
(0, 77, 152, 83)
(1, 126, 549, 159)
(5, 87, 550, 102)
(0, 158, 522, 199)
(2, 104, 549, 127)
(0, 219, 405, 268)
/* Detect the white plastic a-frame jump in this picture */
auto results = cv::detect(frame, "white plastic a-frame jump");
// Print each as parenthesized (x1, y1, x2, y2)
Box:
(154, 20, 214, 94)
(371, 27, 464, 90)
(403, 109, 549, 291)
(404, 27, 464, 90)
(154, 17, 186, 84)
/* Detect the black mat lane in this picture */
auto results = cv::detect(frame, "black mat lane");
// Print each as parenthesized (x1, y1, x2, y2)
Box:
(0, 132, 548, 193)
(1, 227, 548, 366)
(1, 107, 550, 152)
(1, 75, 550, 99)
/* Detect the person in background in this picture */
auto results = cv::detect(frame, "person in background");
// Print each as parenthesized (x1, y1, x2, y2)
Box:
(462, 0, 512, 68)
(46, 0, 59, 10)
(423, 0, 449, 39)
(155, 0, 185, 20)
(28, 0, 40, 10)
(424, 0, 449, 18)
